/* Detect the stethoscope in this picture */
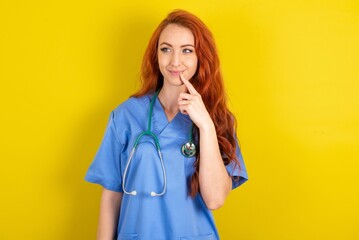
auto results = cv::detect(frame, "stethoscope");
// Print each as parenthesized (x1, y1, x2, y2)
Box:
(122, 89, 197, 197)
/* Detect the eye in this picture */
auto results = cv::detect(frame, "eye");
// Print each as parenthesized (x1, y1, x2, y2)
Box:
(183, 48, 193, 53)
(160, 47, 170, 52)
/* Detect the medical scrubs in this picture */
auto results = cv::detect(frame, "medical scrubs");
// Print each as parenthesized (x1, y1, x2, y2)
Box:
(85, 93, 248, 240)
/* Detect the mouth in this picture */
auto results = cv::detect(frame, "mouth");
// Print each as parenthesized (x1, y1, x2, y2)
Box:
(169, 71, 181, 77)
(168, 70, 185, 77)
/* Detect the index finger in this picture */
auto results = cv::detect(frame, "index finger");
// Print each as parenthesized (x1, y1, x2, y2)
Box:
(180, 72, 198, 95)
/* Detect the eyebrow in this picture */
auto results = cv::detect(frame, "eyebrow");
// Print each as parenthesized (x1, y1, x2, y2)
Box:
(159, 42, 195, 48)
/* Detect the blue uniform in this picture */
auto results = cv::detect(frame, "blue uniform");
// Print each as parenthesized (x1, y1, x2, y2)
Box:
(85, 94, 248, 240)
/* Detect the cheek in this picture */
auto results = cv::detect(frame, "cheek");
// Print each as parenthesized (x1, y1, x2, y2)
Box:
(157, 56, 167, 74)
(185, 60, 198, 80)
(188, 57, 198, 74)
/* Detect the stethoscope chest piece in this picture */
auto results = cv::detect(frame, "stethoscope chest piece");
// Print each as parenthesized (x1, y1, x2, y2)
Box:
(181, 141, 196, 157)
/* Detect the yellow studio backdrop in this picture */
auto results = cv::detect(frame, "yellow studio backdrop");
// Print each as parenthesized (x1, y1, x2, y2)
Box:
(0, 0, 358, 239)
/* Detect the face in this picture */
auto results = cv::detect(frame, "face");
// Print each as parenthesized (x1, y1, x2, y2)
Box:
(157, 24, 198, 87)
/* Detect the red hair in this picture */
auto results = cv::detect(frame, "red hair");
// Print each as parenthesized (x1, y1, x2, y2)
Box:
(132, 10, 241, 197)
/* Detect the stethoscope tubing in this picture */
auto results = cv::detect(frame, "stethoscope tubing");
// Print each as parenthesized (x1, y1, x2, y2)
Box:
(122, 89, 195, 197)
(122, 147, 167, 196)
(122, 90, 166, 197)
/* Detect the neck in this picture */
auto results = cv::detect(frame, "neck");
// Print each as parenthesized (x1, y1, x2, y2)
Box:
(158, 84, 187, 120)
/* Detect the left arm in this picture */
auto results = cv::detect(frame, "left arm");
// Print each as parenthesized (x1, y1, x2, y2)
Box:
(198, 121, 232, 210)
(178, 73, 232, 210)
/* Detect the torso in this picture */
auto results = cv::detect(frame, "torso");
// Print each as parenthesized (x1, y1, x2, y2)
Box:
(112, 94, 219, 240)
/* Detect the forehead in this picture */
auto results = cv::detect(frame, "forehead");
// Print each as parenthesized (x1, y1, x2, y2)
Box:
(158, 24, 195, 45)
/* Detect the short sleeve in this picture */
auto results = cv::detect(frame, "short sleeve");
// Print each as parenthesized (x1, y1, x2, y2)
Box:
(225, 136, 249, 190)
(84, 111, 123, 192)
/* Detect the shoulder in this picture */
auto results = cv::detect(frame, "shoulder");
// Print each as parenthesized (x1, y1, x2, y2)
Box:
(111, 94, 153, 122)
(114, 94, 150, 112)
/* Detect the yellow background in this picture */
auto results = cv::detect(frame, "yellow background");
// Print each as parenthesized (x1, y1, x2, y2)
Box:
(1, 0, 358, 239)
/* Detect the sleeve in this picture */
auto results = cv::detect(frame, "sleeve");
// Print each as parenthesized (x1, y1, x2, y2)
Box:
(225, 136, 249, 190)
(84, 111, 123, 192)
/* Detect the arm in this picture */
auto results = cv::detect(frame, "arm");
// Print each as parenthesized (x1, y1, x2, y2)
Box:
(97, 188, 123, 240)
(198, 122, 232, 210)
(178, 73, 232, 210)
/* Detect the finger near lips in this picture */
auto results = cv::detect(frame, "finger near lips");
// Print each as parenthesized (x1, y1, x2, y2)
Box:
(178, 73, 200, 116)
(180, 72, 197, 95)
(179, 72, 188, 82)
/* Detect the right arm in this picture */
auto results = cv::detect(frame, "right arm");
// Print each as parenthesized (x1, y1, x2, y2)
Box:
(97, 188, 123, 240)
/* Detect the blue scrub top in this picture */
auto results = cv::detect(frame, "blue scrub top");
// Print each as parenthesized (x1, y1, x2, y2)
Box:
(85, 94, 248, 240)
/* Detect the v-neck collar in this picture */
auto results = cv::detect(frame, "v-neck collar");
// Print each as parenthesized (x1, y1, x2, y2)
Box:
(145, 93, 192, 135)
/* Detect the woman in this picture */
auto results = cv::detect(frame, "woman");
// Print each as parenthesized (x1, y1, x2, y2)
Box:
(85, 9, 248, 240)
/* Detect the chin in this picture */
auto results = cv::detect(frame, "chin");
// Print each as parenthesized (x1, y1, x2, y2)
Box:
(163, 76, 182, 86)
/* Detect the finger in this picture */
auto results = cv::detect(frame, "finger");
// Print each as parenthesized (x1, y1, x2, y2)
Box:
(178, 100, 191, 106)
(178, 93, 193, 101)
(180, 72, 198, 95)
(179, 105, 188, 115)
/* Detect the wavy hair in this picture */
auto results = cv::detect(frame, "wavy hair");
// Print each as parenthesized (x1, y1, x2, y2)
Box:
(132, 10, 241, 197)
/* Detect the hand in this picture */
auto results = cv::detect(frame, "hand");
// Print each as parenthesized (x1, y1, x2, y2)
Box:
(177, 73, 214, 130)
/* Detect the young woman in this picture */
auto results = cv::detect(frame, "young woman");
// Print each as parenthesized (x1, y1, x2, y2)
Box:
(85, 9, 248, 240)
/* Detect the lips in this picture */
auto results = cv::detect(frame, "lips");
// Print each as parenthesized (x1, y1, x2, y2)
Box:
(168, 69, 185, 77)
(169, 71, 180, 76)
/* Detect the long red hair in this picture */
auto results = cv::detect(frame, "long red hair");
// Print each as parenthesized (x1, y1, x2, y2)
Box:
(132, 10, 241, 197)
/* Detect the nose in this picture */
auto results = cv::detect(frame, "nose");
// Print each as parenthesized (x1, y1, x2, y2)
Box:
(170, 51, 181, 67)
